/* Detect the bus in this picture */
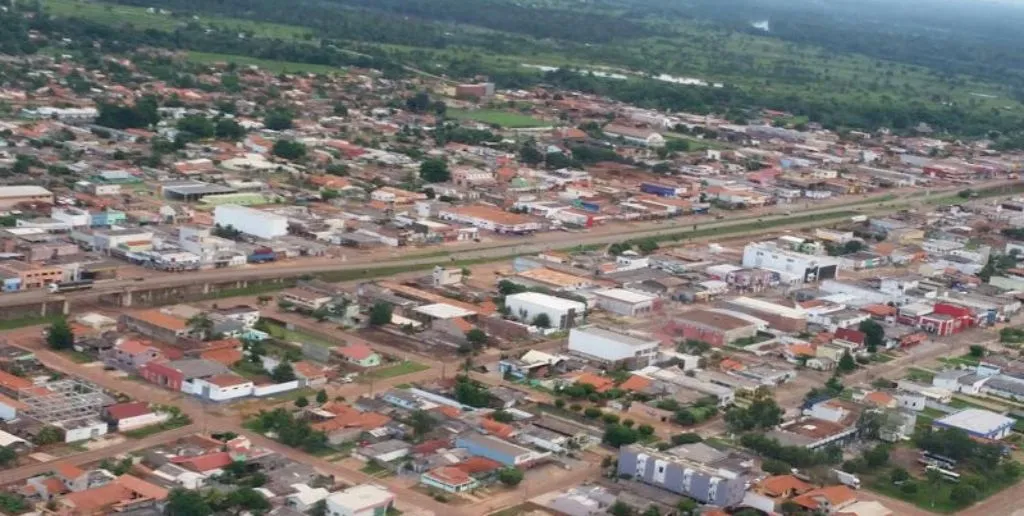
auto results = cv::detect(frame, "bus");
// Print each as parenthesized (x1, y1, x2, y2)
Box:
(47, 280, 95, 294)
(925, 465, 961, 482)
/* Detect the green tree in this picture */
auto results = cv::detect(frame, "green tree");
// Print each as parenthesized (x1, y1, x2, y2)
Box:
(369, 302, 393, 326)
(295, 396, 309, 408)
(215, 118, 246, 140)
(225, 487, 271, 513)
(859, 319, 885, 352)
(316, 389, 328, 404)
(532, 313, 552, 328)
(761, 458, 791, 475)
(466, 328, 488, 347)
(610, 501, 633, 516)
(603, 424, 639, 447)
(263, 111, 293, 131)
(837, 352, 856, 374)
(272, 140, 307, 160)
(498, 467, 524, 486)
(676, 498, 698, 516)
(164, 488, 213, 516)
(950, 484, 979, 506)
(187, 313, 214, 341)
(409, 410, 436, 437)
(890, 467, 910, 483)
(492, 410, 514, 423)
(969, 345, 986, 358)
(46, 318, 74, 350)
(271, 361, 296, 383)
(34, 426, 63, 445)
(0, 446, 16, 467)
(453, 376, 491, 407)
(519, 142, 544, 165)
(670, 433, 703, 446)
(176, 115, 215, 140)
(419, 158, 450, 183)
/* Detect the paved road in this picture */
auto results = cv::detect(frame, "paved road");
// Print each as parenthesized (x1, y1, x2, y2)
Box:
(2, 180, 1003, 309)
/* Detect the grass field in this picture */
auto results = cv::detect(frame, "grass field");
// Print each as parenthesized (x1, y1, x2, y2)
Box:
(37, 0, 313, 40)
(186, 52, 343, 75)
(447, 109, 549, 128)
(364, 361, 430, 380)
(259, 320, 334, 349)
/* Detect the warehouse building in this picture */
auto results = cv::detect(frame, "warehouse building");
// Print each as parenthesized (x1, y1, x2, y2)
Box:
(213, 205, 288, 240)
(0, 186, 53, 209)
(742, 241, 840, 283)
(592, 288, 659, 317)
(933, 408, 1014, 440)
(568, 326, 659, 369)
(505, 292, 585, 329)
(724, 297, 808, 333)
(664, 309, 759, 347)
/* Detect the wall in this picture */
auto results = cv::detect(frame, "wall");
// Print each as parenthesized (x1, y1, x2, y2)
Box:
(118, 412, 170, 431)
(253, 380, 300, 397)
(63, 421, 108, 443)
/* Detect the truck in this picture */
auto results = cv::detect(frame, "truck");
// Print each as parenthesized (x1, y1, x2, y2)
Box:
(831, 469, 861, 489)
(47, 280, 95, 294)
(850, 215, 868, 223)
(247, 246, 277, 264)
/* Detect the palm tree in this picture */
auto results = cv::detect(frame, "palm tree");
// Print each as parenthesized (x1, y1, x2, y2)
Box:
(187, 313, 214, 341)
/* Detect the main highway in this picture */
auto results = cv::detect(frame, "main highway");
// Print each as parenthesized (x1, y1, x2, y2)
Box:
(3, 180, 1015, 308)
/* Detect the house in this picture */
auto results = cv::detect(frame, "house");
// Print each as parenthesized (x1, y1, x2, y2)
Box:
(567, 326, 659, 369)
(279, 287, 334, 311)
(119, 310, 190, 342)
(592, 288, 659, 317)
(53, 474, 169, 515)
(0, 393, 28, 421)
(139, 358, 229, 392)
(188, 373, 254, 402)
(755, 475, 814, 499)
(353, 439, 411, 464)
(286, 484, 331, 513)
(337, 343, 381, 368)
(310, 403, 391, 445)
(294, 361, 330, 387)
(325, 484, 395, 516)
(102, 402, 169, 432)
(455, 433, 539, 466)
(104, 338, 163, 370)
(420, 466, 479, 493)
(792, 485, 857, 513)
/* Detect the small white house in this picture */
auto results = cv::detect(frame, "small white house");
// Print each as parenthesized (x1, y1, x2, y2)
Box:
(505, 292, 585, 329)
(189, 374, 254, 401)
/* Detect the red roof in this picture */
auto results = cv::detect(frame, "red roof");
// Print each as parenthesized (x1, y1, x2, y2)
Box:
(455, 456, 502, 475)
(200, 348, 243, 366)
(480, 418, 516, 439)
(116, 339, 153, 355)
(205, 374, 250, 388)
(0, 370, 32, 391)
(425, 466, 474, 486)
(834, 327, 866, 345)
(105, 402, 153, 421)
(412, 439, 450, 455)
(619, 375, 652, 392)
(337, 343, 375, 361)
(172, 451, 234, 472)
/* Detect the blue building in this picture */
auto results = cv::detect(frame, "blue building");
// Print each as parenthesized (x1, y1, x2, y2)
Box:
(91, 210, 127, 227)
(455, 434, 536, 466)
(933, 408, 1014, 440)
(0, 273, 20, 292)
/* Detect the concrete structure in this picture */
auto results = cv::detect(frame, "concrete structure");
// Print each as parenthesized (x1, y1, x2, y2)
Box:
(933, 409, 1014, 440)
(617, 445, 746, 506)
(567, 326, 659, 369)
(214, 205, 288, 240)
(325, 484, 395, 516)
(592, 288, 659, 317)
(506, 292, 585, 329)
(420, 466, 478, 493)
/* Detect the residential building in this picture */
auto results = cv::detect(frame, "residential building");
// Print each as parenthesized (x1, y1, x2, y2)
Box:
(119, 310, 190, 342)
(213, 204, 288, 239)
(0, 186, 54, 209)
(742, 241, 840, 283)
(337, 343, 381, 368)
(567, 326, 660, 369)
(617, 445, 746, 506)
(724, 297, 808, 332)
(505, 292, 585, 329)
(437, 205, 543, 234)
(420, 466, 479, 493)
(102, 402, 169, 432)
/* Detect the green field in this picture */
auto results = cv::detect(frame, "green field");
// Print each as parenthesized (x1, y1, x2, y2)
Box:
(186, 52, 343, 75)
(37, 0, 313, 39)
(364, 361, 430, 380)
(447, 109, 549, 128)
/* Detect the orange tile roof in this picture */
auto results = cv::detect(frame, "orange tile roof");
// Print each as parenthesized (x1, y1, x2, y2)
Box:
(455, 456, 503, 475)
(720, 358, 745, 372)
(861, 304, 897, 317)
(794, 485, 857, 510)
(199, 348, 242, 366)
(0, 392, 28, 410)
(864, 391, 895, 407)
(337, 343, 376, 361)
(55, 463, 85, 480)
(312, 403, 391, 433)
(116, 474, 168, 501)
(0, 370, 31, 391)
(131, 309, 188, 331)
(60, 482, 133, 513)
(293, 360, 328, 379)
(205, 374, 250, 388)
(757, 475, 814, 498)
(116, 339, 153, 355)
(433, 405, 462, 419)
(572, 372, 615, 392)
(41, 477, 67, 495)
(618, 375, 652, 392)
(425, 466, 474, 486)
(452, 317, 474, 333)
(481, 418, 516, 439)
(789, 343, 816, 357)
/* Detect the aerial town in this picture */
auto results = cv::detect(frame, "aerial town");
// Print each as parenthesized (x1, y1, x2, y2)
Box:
(0, 36, 1023, 516)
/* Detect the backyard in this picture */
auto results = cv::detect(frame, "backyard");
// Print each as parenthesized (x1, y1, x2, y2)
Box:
(446, 109, 549, 128)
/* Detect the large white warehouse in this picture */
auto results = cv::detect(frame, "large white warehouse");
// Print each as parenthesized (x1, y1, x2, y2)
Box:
(505, 291, 585, 329)
(214, 205, 288, 240)
(568, 326, 659, 369)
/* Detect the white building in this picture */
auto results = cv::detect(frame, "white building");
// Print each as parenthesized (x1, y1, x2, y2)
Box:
(934, 409, 1014, 440)
(506, 292, 586, 329)
(568, 326, 659, 368)
(57, 420, 109, 443)
(50, 207, 92, 228)
(214, 205, 288, 240)
(592, 289, 658, 317)
(186, 374, 254, 402)
(742, 241, 841, 283)
(325, 484, 395, 516)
